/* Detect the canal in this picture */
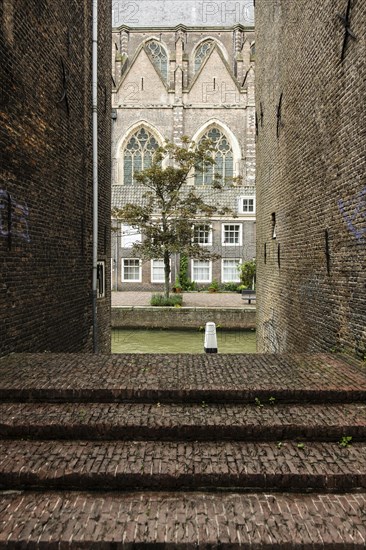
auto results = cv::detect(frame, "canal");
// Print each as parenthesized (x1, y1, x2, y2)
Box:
(112, 329, 256, 354)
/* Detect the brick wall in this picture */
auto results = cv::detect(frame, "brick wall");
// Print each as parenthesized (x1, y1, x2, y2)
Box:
(0, 0, 111, 355)
(256, 0, 366, 357)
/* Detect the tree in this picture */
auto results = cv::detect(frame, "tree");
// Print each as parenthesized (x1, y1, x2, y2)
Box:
(238, 259, 256, 289)
(112, 137, 232, 298)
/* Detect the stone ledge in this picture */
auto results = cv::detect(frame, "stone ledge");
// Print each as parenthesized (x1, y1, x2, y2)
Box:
(111, 306, 256, 330)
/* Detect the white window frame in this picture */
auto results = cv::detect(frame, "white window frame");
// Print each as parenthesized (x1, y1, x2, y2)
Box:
(221, 258, 241, 283)
(121, 258, 142, 283)
(222, 223, 242, 246)
(121, 224, 142, 248)
(193, 223, 212, 246)
(191, 259, 212, 283)
(238, 196, 256, 215)
(151, 259, 171, 283)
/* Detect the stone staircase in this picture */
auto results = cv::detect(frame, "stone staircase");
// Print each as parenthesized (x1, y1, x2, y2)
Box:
(1, 352, 366, 547)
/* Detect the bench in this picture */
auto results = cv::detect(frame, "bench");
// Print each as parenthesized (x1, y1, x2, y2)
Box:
(241, 289, 256, 304)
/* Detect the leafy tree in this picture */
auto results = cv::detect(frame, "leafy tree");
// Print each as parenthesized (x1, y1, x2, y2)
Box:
(112, 137, 232, 298)
(238, 259, 256, 289)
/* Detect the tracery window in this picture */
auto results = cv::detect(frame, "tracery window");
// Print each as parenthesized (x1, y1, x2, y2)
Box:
(195, 127, 234, 186)
(146, 40, 168, 81)
(194, 40, 214, 72)
(123, 128, 159, 185)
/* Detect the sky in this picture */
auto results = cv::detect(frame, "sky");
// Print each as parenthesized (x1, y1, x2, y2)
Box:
(112, 0, 255, 28)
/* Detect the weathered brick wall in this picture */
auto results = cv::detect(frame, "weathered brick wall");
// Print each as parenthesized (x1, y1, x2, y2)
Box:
(0, 0, 111, 355)
(111, 306, 256, 330)
(256, 0, 366, 357)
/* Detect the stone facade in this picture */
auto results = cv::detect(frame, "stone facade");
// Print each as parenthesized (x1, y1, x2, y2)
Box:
(0, 0, 112, 355)
(111, 23, 256, 291)
(256, 0, 366, 357)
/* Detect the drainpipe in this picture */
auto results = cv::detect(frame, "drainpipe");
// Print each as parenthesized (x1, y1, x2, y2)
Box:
(92, 0, 98, 352)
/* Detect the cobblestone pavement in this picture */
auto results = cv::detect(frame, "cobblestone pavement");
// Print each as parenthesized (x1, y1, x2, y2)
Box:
(1, 352, 366, 547)
(1, 491, 366, 547)
(112, 290, 255, 308)
(1, 353, 365, 403)
(1, 402, 366, 441)
(1, 439, 366, 492)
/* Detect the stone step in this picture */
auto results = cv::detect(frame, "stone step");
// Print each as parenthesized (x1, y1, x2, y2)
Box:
(0, 352, 365, 404)
(2, 402, 366, 441)
(1, 490, 366, 547)
(0, 440, 365, 492)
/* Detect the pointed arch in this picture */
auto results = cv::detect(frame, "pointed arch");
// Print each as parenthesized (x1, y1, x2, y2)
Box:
(192, 38, 229, 72)
(192, 119, 241, 184)
(144, 38, 169, 82)
(115, 121, 164, 186)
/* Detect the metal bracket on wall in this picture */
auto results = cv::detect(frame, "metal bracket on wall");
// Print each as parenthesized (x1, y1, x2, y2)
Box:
(7, 192, 12, 252)
(276, 93, 283, 138)
(260, 101, 264, 127)
(255, 111, 259, 136)
(325, 229, 331, 275)
(57, 57, 70, 116)
(338, 0, 357, 61)
(277, 243, 281, 268)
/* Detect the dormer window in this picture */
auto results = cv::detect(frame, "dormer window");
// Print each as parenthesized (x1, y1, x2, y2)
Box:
(239, 196, 256, 214)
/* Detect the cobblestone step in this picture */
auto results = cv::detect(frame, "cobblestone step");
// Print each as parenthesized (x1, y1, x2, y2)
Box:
(2, 402, 366, 441)
(1, 352, 366, 547)
(0, 440, 365, 493)
(1, 352, 365, 404)
(1, 490, 366, 548)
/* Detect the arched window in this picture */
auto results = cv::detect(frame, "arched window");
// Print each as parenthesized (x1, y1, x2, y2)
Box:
(194, 40, 214, 72)
(123, 128, 159, 185)
(145, 40, 168, 81)
(195, 127, 233, 186)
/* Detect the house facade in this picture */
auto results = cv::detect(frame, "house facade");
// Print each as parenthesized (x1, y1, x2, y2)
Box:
(111, 23, 255, 291)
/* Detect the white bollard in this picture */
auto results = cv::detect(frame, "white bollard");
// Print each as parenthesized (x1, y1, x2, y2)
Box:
(204, 322, 218, 354)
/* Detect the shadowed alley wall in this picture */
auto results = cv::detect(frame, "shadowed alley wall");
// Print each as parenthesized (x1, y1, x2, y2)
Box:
(255, 0, 366, 356)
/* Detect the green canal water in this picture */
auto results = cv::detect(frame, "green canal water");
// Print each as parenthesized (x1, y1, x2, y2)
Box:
(112, 329, 256, 354)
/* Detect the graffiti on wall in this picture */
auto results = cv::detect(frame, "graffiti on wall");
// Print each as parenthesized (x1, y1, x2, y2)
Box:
(338, 187, 366, 242)
(0, 190, 30, 244)
(261, 308, 286, 353)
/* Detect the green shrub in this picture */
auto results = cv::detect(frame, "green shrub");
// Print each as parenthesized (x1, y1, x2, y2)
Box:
(222, 282, 240, 292)
(150, 294, 183, 307)
(179, 255, 196, 291)
(208, 279, 220, 292)
(238, 259, 256, 288)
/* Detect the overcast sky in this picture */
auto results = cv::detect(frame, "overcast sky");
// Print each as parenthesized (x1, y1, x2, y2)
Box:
(112, 1, 254, 28)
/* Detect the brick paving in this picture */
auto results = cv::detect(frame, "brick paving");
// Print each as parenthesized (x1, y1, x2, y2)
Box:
(1, 491, 366, 548)
(1, 440, 366, 492)
(112, 290, 255, 308)
(1, 402, 366, 441)
(1, 353, 365, 403)
(1, 352, 366, 547)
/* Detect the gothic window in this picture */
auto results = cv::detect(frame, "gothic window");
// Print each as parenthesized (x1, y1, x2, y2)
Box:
(195, 127, 234, 186)
(145, 40, 168, 81)
(123, 128, 159, 185)
(194, 40, 214, 72)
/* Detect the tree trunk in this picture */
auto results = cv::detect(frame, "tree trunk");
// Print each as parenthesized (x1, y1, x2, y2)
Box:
(164, 249, 171, 299)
